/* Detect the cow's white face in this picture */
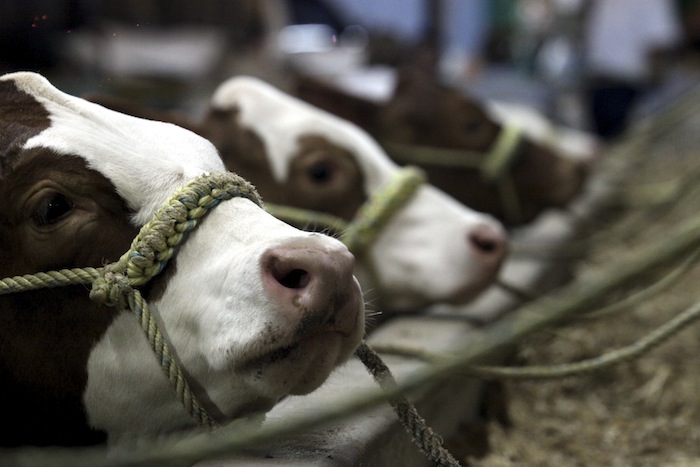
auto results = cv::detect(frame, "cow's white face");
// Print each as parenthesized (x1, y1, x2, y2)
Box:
(1, 72, 364, 444)
(210, 77, 508, 311)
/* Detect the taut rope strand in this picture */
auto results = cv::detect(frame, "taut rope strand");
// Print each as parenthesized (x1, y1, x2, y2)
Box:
(356, 343, 462, 467)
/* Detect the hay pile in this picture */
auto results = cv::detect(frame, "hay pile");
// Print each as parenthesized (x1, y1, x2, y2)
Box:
(461, 90, 700, 466)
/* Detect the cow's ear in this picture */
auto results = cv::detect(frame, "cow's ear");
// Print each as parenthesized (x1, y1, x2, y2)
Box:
(291, 73, 382, 133)
(83, 93, 200, 133)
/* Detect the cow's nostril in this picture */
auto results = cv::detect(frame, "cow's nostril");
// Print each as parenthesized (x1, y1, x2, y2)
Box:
(470, 233, 497, 253)
(275, 268, 311, 289)
(468, 224, 507, 256)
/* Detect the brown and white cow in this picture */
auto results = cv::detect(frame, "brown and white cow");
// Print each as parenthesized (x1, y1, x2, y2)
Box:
(89, 76, 509, 313)
(292, 67, 597, 225)
(0, 72, 364, 447)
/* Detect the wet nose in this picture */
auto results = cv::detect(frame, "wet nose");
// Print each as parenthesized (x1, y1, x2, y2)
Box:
(261, 238, 361, 335)
(467, 222, 509, 263)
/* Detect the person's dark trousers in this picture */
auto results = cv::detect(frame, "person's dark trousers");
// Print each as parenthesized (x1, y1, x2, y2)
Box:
(588, 78, 643, 140)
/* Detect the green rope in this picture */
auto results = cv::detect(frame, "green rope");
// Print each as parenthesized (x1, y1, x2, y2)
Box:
(479, 125, 523, 182)
(382, 142, 486, 168)
(340, 167, 425, 255)
(1, 172, 262, 429)
(381, 124, 523, 179)
(268, 166, 425, 256)
(382, 125, 524, 223)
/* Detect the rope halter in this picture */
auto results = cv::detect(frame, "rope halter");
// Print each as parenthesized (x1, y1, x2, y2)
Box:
(0, 172, 263, 429)
(265, 166, 426, 305)
(383, 124, 525, 224)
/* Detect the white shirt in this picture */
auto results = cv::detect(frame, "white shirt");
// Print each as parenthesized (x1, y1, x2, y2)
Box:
(323, 0, 488, 58)
(584, 0, 682, 82)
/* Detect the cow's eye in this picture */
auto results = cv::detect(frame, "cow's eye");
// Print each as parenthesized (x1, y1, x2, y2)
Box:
(308, 160, 335, 184)
(33, 193, 73, 226)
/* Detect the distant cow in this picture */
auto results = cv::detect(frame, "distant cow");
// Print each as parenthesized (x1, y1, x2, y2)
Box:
(89, 76, 509, 313)
(292, 68, 597, 225)
(0, 72, 364, 447)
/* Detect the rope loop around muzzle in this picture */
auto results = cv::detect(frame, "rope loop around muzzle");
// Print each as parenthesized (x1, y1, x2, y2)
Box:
(92, 171, 263, 293)
(340, 166, 425, 255)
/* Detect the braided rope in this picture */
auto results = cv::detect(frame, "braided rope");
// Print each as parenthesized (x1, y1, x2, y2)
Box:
(1, 172, 262, 429)
(355, 343, 462, 467)
(340, 167, 425, 254)
(0, 268, 100, 294)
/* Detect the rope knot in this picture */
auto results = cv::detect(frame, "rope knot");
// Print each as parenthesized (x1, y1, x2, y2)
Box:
(90, 268, 133, 308)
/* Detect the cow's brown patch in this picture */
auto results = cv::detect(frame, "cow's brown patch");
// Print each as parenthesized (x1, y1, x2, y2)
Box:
(0, 80, 51, 173)
(0, 81, 143, 445)
(201, 108, 367, 222)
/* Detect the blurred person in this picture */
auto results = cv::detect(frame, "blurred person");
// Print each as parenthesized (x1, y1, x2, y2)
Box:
(289, 0, 489, 77)
(583, 0, 682, 140)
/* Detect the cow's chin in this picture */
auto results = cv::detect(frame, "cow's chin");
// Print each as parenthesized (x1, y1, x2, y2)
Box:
(235, 330, 361, 398)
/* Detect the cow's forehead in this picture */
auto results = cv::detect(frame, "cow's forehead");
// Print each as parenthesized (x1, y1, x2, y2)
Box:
(211, 76, 396, 193)
(1, 72, 226, 223)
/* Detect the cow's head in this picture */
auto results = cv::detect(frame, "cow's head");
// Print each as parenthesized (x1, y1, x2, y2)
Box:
(196, 76, 508, 312)
(0, 72, 364, 446)
(293, 68, 596, 225)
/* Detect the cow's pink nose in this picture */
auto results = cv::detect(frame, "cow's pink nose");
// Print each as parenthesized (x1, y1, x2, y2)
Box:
(261, 238, 360, 336)
(468, 223, 508, 261)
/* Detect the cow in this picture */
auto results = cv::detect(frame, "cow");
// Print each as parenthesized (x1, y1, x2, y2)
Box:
(88, 76, 509, 314)
(0, 72, 365, 447)
(291, 67, 597, 225)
